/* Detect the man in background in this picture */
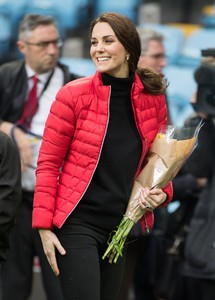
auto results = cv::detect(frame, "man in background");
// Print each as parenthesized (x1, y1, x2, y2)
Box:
(137, 28, 167, 74)
(0, 14, 78, 300)
(137, 28, 169, 300)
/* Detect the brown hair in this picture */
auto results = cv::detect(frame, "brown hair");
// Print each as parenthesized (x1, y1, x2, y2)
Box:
(90, 12, 167, 94)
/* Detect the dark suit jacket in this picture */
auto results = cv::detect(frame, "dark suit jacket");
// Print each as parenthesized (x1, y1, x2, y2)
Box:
(0, 59, 78, 122)
(0, 131, 22, 263)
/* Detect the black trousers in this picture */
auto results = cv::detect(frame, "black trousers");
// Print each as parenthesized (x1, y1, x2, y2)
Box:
(184, 276, 215, 300)
(55, 220, 126, 300)
(0, 192, 64, 300)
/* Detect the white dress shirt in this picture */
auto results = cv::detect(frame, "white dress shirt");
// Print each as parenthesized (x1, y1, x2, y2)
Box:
(22, 64, 64, 191)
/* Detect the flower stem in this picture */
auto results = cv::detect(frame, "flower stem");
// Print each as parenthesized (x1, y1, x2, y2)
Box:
(102, 216, 135, 263)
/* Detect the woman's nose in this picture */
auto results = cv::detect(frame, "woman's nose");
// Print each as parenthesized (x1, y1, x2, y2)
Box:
(96, 42, 105, 52)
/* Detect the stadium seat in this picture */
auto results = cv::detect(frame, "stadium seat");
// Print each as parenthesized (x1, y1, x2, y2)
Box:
(138, 23, 185, 65)
(6, 0, 28, 32)
(164, 65, 197, 127)
(22, 0, 62, 34)
(167, 22, 201, 37)
(201, 4, 215, 28)
(51, 0, 91, 34)
(177, 28, 215, 68)
(0, 15, 11, 62)
(94, 0, 141, 23)
(60, 57, 96, 77)
(0, 1, 12, 62)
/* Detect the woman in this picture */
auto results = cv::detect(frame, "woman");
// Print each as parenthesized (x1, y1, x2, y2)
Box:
(32, 12, 173, 300)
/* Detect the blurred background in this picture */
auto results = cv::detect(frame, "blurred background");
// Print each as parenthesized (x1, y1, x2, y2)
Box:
(1, 0, 215, 64)
(0, 0, 215, 299)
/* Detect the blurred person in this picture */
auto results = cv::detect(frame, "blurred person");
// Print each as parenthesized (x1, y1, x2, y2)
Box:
(119, 28, 169, 300)
(180, 54, 215, 300)
(0, 131, 22, 264)
(0, 13, 78, 300)
(154, 123, 207, 300)
(32, 12, 173, 300)
(137, 28, 167, 74)
(178, 114, 215, 300)
(138, 28, 174, 125)
(155, 54, 212, 300)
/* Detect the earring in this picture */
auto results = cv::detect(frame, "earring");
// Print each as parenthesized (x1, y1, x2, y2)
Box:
(126, 54, 130, 61)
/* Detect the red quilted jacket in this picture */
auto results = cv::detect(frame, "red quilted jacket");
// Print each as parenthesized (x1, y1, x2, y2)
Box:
(32, 72, 173, 231)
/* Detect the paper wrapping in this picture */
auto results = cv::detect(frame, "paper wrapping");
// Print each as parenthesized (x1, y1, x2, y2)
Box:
(125, 125, 200, 223)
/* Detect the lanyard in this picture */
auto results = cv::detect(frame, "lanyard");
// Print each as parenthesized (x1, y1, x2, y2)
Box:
(37, 68, 55, 100)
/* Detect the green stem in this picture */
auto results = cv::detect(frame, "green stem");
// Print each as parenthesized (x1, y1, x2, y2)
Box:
(102, 216, 135, 263)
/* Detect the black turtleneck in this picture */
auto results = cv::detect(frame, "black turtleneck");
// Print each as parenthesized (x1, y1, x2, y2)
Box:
(68, 73, 142, 231)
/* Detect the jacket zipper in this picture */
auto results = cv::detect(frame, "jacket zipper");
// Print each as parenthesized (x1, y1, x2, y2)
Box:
(130, 84, 149, 232)
(60, 86, 111, 227)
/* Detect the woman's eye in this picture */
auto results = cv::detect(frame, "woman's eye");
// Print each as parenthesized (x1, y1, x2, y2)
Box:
(91, 41, 97, 46)
(105, 39, 114, 44)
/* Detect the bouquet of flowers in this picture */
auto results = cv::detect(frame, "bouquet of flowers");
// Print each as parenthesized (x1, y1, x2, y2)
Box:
(102, 123, 203, 263)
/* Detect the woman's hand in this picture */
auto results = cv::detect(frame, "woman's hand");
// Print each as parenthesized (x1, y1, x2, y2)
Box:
(138, 187, 167, 211)
(0, 121, 32, 171)
(13, 126, 33, 171)
(39, 229, 66, 276)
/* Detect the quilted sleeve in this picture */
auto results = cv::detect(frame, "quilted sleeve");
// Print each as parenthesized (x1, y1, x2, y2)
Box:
(32, 84, 77, 229)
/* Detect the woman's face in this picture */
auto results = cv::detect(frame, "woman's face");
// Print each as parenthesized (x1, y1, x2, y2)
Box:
(90, 22, 129, 78)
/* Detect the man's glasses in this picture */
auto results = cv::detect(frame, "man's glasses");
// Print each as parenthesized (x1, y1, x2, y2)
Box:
(143, 53, 166, 60)
(24, 38, 63, 50)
